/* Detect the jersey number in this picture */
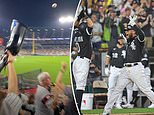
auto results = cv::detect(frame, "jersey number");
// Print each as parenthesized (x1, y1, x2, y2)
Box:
(112, 53, 118, 58)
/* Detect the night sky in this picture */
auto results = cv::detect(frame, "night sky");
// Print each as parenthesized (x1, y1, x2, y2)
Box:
(0, 0, 79, 28)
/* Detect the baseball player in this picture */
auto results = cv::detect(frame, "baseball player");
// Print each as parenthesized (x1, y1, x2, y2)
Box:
(123, 48, 153, 108)
(105, 36, 126, 109)
(103, 16, 154, 115)
(72, 10, 93, 114)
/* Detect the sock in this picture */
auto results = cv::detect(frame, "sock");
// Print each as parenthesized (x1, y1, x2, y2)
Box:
(75, 90, 84, 114)
(130, 91, 138, 105)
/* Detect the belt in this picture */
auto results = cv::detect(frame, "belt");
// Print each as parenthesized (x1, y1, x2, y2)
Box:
(111, 65, 123, 68)
(124, 63, 138, 67)
(77, 56, 91, 62)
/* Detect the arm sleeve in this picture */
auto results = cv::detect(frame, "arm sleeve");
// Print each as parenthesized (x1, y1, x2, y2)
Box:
(86, 27, 93, 36)
(133, 25, 145, 42)
(106, 47, 112, 58)
(42, 94, 53, 109)
(71, 31, 76, 51)
(4, 93, 22, 114)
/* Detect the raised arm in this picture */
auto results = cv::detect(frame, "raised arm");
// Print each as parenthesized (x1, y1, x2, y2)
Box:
(56, 62, 67, 91)
(7, 51, 18, 94)
(128, 16, 145, 42)
(133, 25, 145, 42)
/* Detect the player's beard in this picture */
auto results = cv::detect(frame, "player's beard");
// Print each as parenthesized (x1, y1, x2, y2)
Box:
(127, 38, 133, 43)
(127, 33, 134, 42)
(128, 32, 134, 38)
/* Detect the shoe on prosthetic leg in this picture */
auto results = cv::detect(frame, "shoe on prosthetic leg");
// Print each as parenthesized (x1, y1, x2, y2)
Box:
(75, 90, 84, 115)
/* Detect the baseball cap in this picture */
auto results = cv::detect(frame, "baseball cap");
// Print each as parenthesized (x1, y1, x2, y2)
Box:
(125, 25, 136, 31)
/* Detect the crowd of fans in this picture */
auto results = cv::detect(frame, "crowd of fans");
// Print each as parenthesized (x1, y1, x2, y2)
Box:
(82, 0, 154, 90)
(82, 0, 154, 50)
(19, 48, 69, 56)
(0, 52, 77, 115)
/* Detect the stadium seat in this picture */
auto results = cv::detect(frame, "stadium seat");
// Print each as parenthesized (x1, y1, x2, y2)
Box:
(92, 80, 108, 109)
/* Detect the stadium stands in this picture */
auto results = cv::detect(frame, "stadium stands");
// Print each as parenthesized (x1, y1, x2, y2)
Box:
(0, 27, 71, 55)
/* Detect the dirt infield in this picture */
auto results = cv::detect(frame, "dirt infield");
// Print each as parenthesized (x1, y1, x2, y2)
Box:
(84, 113, 154, 115)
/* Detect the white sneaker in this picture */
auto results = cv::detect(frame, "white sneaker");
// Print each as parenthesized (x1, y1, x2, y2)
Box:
(115, 104, 123, 109)
(148, 104, 154, 108)
(102, 112, 110, 115)
(102, 110, 110, 115)
(122, 103, 134, 108)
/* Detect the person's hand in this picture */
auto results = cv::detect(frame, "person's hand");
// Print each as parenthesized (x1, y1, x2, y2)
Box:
(128, 15, 137, 26)
(61, 62, 67, 73)
(77, 10, 85, 21)
(7, 51, 14, 63)
(105, 66, 110, 76)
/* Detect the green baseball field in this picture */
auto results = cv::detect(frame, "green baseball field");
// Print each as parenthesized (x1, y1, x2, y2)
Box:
(2, 56, 154, 115)
(1, 55, 70, 85)
(82, 108, 154, 115)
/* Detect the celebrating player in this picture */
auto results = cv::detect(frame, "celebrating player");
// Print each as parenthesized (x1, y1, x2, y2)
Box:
(123, 48, 153, 108)
(103, 15, 154, 115)
(72, 9, 93, 114)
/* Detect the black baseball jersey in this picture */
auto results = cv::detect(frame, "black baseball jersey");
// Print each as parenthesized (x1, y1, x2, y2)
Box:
(107, 46, 126, 68)
(72, 27, 93, 59)
(125, 25, 145, 63)
(141, 48, 149, 68)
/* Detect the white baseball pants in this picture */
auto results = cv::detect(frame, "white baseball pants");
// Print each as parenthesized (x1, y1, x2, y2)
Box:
(73, 56, 90, 90)
(103, 62, 154, 114)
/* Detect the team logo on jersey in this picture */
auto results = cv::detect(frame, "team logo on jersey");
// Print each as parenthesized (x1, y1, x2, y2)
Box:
(130, 41, 136, 50)
(121, 50, 126, 58)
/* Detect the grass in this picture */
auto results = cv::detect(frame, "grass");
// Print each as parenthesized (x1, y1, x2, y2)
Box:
(82, 108, 154, 114)
(1, 56, 70, 85)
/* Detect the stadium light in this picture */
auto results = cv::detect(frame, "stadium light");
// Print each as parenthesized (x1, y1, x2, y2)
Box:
(29, 28, 33, 32)
(59, 16, 74, 24)
(45, 29, 48, 32)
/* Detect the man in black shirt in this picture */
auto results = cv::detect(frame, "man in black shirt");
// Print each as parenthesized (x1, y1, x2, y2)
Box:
(103, 16, 154, 115)
(72, 10, 93, 114)
(105, 36, 126, 109)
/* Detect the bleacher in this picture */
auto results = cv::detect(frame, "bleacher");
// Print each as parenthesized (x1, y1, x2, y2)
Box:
(0, 27, 71, 56)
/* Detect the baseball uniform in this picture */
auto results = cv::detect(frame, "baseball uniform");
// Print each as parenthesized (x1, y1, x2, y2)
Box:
(103, 25, 154, 115)
(72, 22, 93, 111)
(107, 45, 126, 108)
